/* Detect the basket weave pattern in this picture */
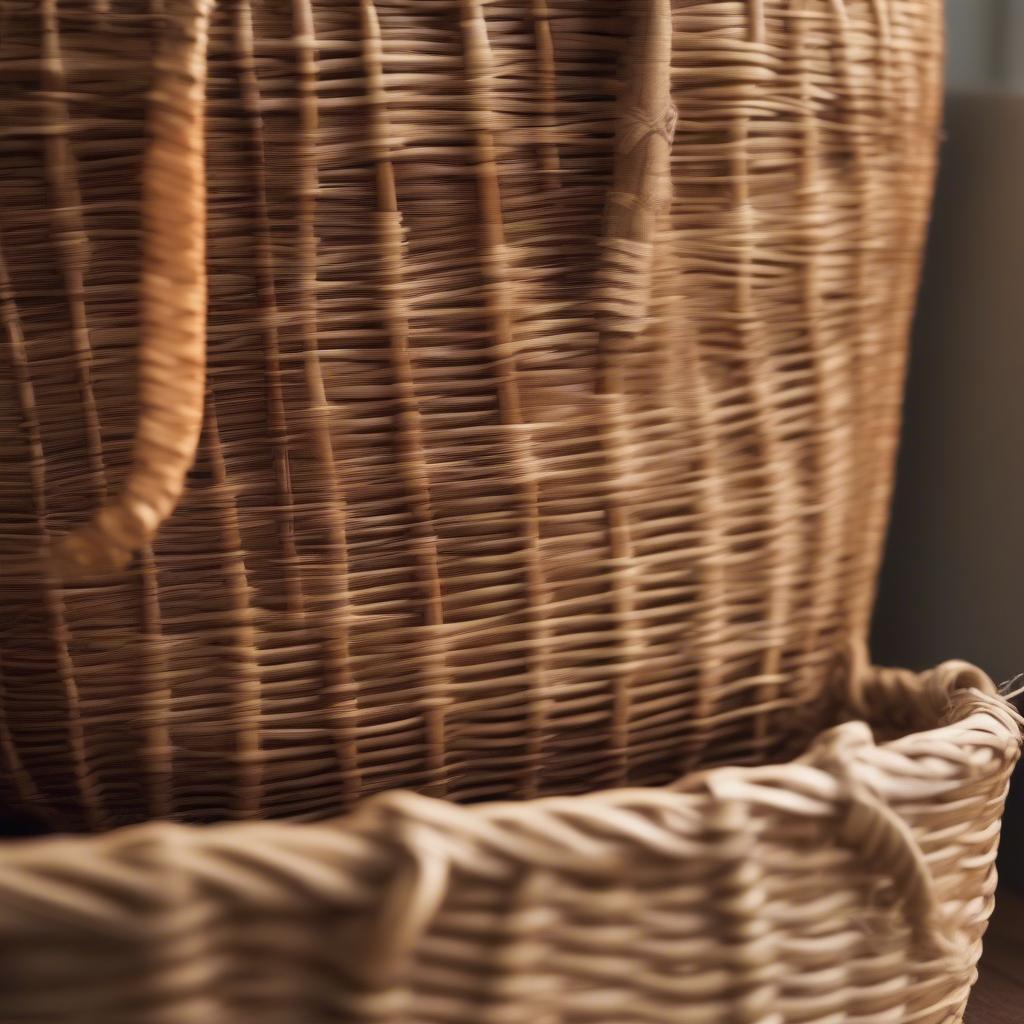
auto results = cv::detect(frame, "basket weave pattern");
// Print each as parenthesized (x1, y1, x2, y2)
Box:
(0, 659, 1018, 1023)
(0, 4, 1019, 1023)
(0, 0, 943, 829)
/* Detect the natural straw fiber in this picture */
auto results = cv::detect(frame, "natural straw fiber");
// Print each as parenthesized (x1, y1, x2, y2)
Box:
(1, 4, 1019, 1021)
(0, 657, 1018, 1023)
(1, 0, 941, 829)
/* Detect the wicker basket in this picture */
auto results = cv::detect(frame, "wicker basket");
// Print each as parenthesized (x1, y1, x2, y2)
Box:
(4, 3, 1016, 1022)
(0, 0, 944, 827)
(0, 654, 1019, 1023)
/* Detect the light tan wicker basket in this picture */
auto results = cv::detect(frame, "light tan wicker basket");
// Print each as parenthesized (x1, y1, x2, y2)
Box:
(0, 655, 1019, 1023)
(0, 0, 945, 829)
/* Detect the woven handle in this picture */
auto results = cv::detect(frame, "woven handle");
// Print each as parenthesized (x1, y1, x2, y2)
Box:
(51, 0, 212, 580)
(598, 0, 676, 333)
(52, 0, 669, 580)
(607, 0, 675, 243)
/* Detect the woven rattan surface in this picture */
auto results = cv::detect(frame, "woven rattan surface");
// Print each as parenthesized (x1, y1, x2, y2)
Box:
(0, 0, 942, 828)
(0, 658, 1018, 1023)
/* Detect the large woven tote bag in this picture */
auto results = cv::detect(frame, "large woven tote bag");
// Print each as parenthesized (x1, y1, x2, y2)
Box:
(1, 0, 938, 829)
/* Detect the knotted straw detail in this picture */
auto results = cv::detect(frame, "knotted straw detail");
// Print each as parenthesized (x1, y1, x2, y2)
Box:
(617, 103, 679, 157)
(49, 0, 212, 580)
(599, 0, 675, 254)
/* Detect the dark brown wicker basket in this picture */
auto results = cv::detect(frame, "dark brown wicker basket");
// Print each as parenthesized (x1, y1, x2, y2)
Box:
(1, 0, 945, 827)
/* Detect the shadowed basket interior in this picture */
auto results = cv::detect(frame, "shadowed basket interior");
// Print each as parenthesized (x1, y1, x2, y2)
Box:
(0, 0, 945, 830)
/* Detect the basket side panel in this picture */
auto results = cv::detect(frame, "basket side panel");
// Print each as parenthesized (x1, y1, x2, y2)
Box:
(0, 0, 945, 825)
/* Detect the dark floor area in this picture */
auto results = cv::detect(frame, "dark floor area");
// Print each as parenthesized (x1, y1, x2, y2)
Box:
(968, 888, 1023, 1023)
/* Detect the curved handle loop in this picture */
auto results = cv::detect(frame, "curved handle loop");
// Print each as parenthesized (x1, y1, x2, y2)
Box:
(53, 0, 666, 580)
(51, 0, 212, 580)
(812, 721, 968, 961)
(705, 719, 969, 964)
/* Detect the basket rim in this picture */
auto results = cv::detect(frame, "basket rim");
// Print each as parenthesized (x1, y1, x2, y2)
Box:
(0, 658, 1018, 863)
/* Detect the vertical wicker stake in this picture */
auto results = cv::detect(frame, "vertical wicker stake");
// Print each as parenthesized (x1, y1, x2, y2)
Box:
(50, 0, 211, 579)
(597, 0, 676, 780)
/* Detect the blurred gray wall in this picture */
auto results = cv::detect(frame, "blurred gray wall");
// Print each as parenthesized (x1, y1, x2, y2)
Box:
(873, 93, 1024, 682)
(945, 0, 1024, 92)
(872, 0, 1024, 884)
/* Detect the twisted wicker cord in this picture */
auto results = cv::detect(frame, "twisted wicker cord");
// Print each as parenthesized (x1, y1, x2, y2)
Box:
(817, 722, 963, 960)
(49, 0, 212, 580)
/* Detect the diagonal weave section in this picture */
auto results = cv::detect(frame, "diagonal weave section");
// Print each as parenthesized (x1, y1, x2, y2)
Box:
(0, 661, 1018, 1023)
(0, 0, 943, 827)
